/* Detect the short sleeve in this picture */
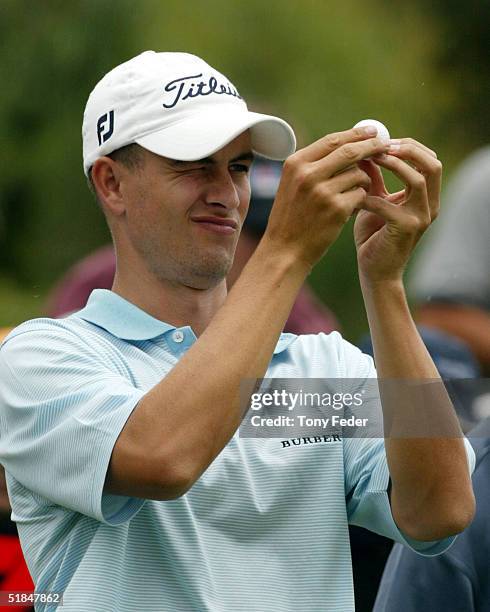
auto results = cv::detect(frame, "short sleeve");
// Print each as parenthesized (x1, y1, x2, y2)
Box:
(344, 436, 475, 557)
(0, 327, 147, 524)
(340, 339, 476, 556)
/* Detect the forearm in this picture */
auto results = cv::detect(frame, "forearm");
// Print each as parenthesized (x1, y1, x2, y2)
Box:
(129, 240, 309, 490)
(416, 303, 490, 374)
(361, 278, 475, 540)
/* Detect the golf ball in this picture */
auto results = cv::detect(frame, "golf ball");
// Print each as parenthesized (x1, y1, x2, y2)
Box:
(353, 119, 390, 143)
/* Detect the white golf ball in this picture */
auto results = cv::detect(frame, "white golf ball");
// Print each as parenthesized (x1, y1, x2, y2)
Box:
(353, 119, 390, 143)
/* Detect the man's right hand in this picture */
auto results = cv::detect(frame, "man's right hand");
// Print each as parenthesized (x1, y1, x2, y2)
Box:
(264, 126, 390, 268)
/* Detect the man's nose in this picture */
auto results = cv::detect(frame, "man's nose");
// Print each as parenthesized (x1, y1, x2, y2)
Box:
(203, 169, 241, 209)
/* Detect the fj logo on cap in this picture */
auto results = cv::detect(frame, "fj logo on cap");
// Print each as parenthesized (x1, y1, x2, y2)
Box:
(97, 110, 114, 146)
(162, 73, 242, 109)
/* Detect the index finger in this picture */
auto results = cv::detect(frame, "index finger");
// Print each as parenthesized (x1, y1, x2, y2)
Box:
(296, 125, 379, 162)
(389, 137, 438, 159)
(386, 142, 442, 199)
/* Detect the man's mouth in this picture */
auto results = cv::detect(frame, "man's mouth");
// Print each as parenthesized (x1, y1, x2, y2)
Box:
(190, 216, 238, 235)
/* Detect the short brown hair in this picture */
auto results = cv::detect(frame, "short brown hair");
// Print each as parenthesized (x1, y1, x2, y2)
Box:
(87, 143, 145, 204)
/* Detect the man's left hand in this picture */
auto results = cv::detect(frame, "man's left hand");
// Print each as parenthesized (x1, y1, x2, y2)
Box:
(353, 138, 442, 283)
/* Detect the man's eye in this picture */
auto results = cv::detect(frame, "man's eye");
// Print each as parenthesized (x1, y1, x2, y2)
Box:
(231, 164, 250, 173)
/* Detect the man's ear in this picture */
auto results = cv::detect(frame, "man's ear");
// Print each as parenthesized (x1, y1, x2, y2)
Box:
(91, 157, 126, 217)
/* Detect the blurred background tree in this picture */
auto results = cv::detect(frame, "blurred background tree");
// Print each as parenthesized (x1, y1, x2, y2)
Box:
(397, 0, 490, 153)
(0, 0, 140, 312)
(0, 0, 487, 341)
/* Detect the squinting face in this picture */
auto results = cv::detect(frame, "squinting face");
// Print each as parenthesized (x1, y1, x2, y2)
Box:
(119, 131, 253, 289)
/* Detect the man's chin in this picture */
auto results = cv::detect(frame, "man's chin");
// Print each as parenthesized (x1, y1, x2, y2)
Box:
(181, 259, 232, 290)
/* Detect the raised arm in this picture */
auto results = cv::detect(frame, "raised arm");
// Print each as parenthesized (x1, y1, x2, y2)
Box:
(354, 141, 475, 540)
(105, 127, 390, 500)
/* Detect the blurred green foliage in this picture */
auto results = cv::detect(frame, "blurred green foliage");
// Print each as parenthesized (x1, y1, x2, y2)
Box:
(0, 1, 486, 339)
(389, 0, 490, 152)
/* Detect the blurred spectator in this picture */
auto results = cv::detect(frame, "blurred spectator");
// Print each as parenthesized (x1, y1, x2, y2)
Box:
(45, 157, 340, 335)
(408, 147, 490, 376)
(45, 244, 116, 318)
(373, 417, 490, 612)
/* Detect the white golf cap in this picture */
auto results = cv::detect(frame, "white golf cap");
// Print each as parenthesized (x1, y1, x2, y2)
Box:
(82, 50, 296, 176)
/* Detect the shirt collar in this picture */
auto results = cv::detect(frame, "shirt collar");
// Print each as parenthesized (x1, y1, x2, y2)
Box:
(75, 289, 175, 340)
(73, 289, 296, 353)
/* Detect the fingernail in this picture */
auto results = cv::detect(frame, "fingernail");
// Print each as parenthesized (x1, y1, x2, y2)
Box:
(363, 126, 378, 136)
(388, 139, 401, 152)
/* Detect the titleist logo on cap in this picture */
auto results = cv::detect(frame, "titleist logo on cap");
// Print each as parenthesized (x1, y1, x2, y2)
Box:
(162, 73, 242, 109)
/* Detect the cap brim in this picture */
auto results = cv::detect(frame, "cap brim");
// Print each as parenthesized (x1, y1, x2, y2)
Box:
(135, 107, 296, 162)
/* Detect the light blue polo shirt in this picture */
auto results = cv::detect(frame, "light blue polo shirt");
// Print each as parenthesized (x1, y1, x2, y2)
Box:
(0, 289, 475, 612)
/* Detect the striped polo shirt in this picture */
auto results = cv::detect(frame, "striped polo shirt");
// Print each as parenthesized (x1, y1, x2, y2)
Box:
(0, 289, 475, 611)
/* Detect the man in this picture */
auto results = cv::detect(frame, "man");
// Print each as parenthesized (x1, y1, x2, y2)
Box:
(408, 146, 490, 376)
(0, 51, 476, 611)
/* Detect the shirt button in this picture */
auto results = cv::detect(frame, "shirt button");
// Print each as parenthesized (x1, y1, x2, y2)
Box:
(172, 330, 184, 343)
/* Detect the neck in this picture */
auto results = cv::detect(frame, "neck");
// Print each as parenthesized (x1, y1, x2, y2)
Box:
(111, 262, 228, 337)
